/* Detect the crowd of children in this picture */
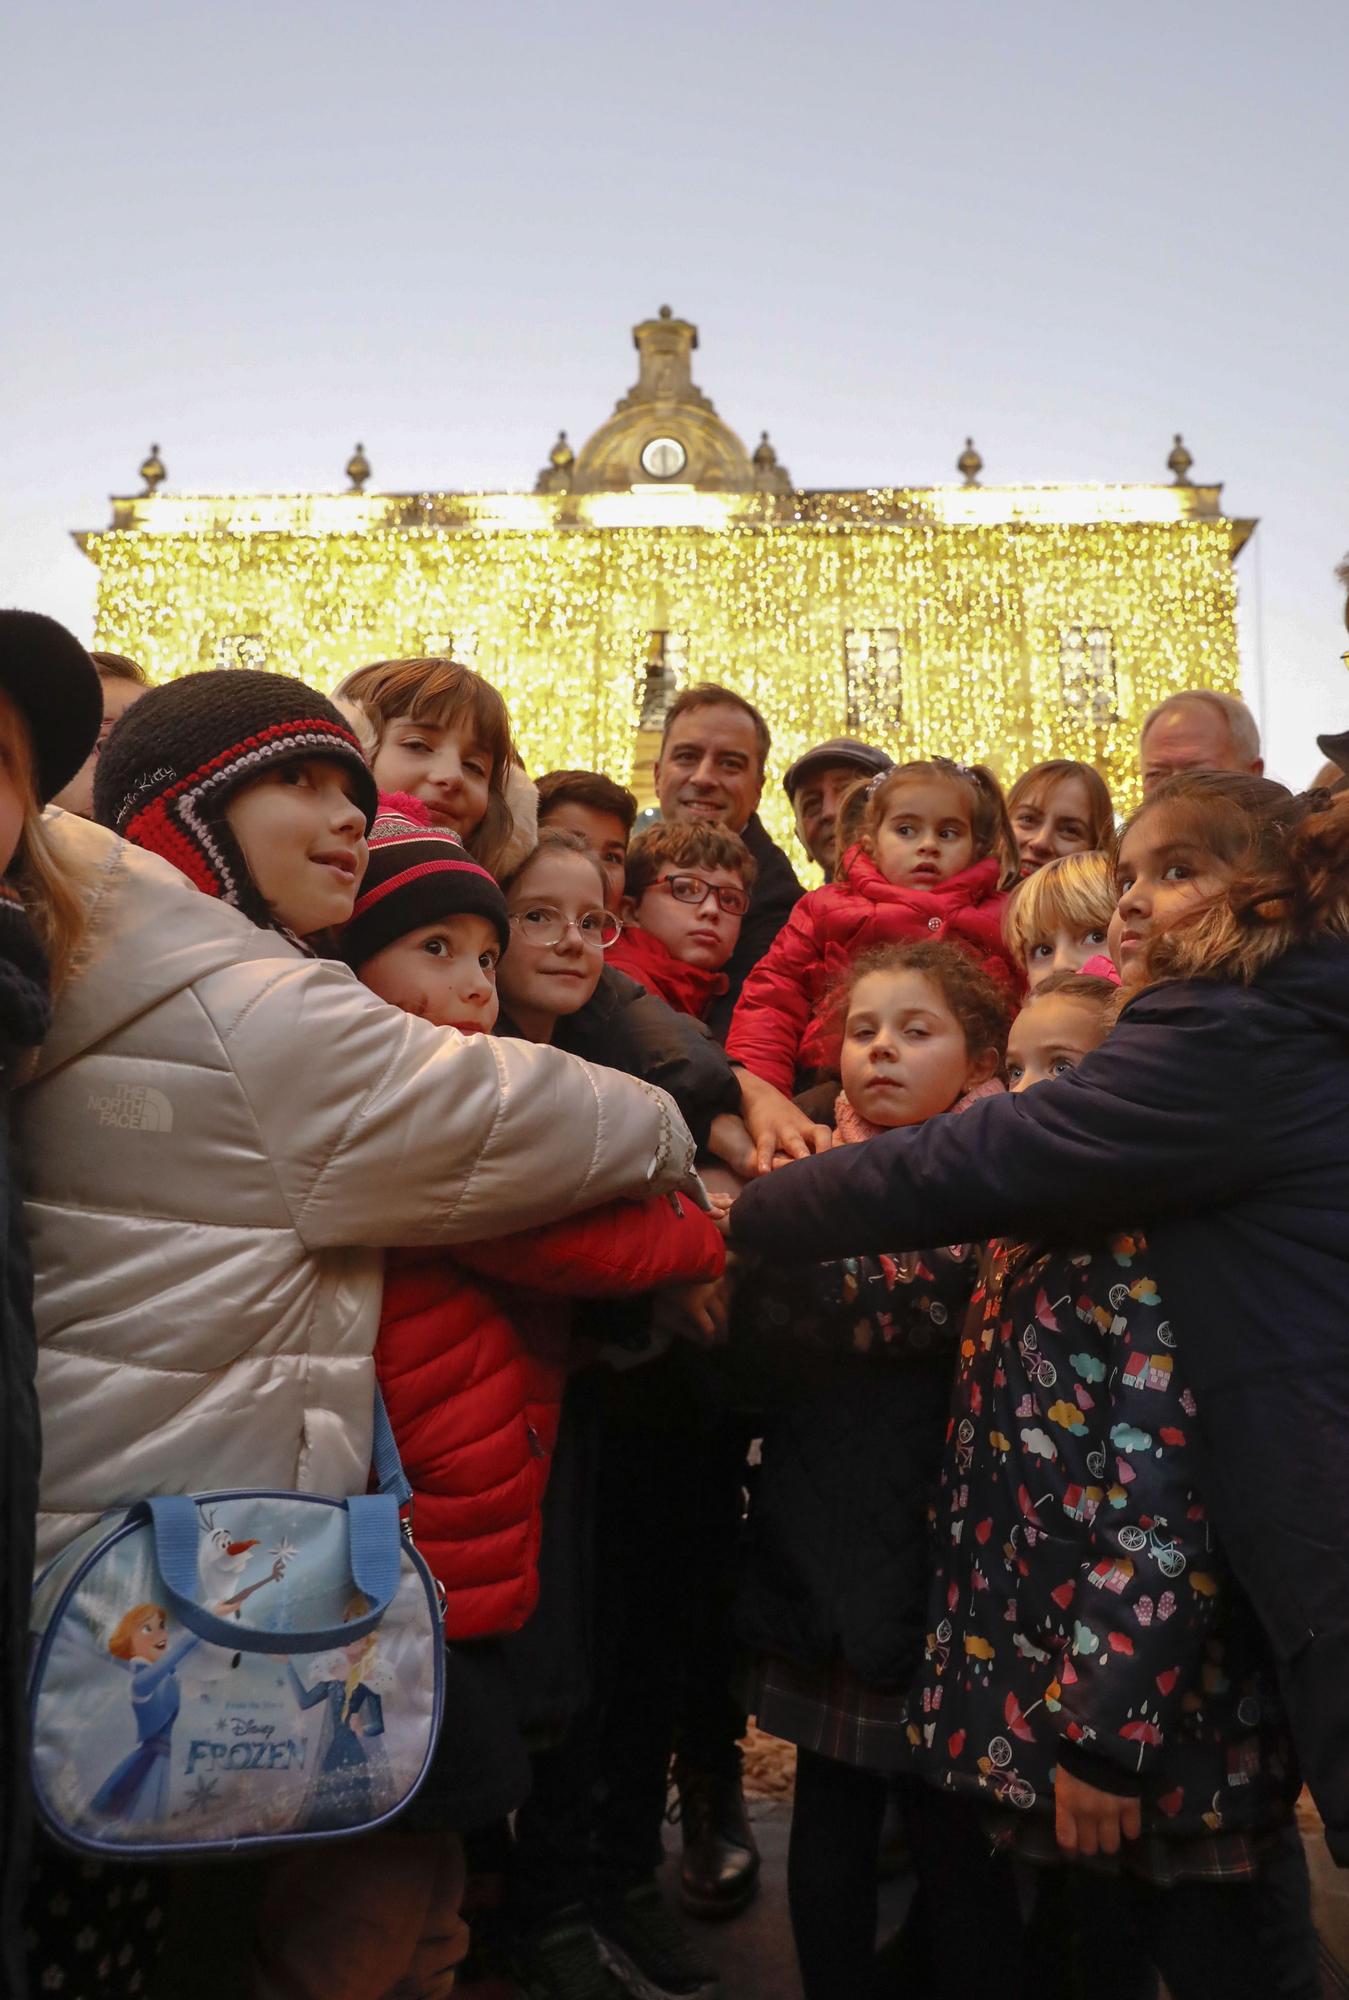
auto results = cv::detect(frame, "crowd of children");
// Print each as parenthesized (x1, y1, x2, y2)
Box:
(1, 609, 1348, 2000)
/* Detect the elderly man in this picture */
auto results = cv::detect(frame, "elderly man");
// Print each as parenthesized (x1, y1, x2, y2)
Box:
(1138, 690, 1263, 793)
(782, 734, 893, 877)
(654, 682, 803, 1032)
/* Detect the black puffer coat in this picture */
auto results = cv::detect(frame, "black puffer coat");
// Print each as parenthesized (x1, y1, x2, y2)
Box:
(546, 964, 741, 1148)
(732, 943, 1349, 1860)
(736, 1245, 976, 1689)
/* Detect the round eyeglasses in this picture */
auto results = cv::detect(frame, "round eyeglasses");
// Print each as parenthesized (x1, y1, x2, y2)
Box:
(653, 872, 750, 918)
(509, 905, 624, 951)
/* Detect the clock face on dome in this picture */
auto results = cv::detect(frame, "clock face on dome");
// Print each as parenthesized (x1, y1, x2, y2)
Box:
(640, 435, 688, 480)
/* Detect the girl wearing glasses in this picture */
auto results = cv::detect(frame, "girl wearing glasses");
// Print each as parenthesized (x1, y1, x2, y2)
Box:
(496, 831, 625, 1041)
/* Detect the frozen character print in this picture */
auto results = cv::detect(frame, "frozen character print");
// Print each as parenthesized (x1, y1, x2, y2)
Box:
(90, 1601, 226, 1825)
(199, 1506, 291, 1666)
(284, 1594, 390, 1831)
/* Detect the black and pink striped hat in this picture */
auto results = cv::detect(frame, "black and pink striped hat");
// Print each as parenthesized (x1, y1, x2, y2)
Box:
(339, 792, 510, 969)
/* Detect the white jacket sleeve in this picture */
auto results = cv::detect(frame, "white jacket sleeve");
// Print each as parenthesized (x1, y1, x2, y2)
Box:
(215, 955, 694, 1248)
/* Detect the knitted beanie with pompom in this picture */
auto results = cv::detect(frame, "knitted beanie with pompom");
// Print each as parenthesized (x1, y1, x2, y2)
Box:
(338, 793, 510, 969)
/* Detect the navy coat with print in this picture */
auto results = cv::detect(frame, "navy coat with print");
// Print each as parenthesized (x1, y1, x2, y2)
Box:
(730, 942, 1349, 1861)
(908, 1229, 1297, 1845)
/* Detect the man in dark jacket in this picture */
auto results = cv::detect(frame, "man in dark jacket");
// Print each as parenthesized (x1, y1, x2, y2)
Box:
(653, 684, 803, 1038)
(731, 939, 1349, 1864)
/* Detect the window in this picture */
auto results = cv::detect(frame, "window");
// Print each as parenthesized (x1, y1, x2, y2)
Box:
(1059, 626, 1118, 724)
(844, 628, 902, 734)
(212, 634, 267, 671)
(635, 629, 687, 729)
(419, 630, 478, 662)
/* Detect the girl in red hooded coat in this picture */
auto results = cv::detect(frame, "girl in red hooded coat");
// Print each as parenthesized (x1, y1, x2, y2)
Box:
(726, 759, 1021, 1094)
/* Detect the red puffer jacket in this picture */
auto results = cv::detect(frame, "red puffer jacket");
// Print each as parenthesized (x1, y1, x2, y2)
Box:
(377, 1192, 724, 1641)
(725, 848, 1017, 1093)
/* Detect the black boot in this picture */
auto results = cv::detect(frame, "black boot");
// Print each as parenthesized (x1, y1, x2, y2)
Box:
(673, 1764, 761, 1920)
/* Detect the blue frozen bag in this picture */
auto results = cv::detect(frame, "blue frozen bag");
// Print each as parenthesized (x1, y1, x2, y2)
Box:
(27, 1394, 443, 1859)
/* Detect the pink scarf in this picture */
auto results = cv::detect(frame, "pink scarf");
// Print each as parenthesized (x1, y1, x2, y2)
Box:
(834, 1074, 1004, 1146)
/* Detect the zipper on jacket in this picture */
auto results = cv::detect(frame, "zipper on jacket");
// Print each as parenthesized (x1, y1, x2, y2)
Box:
(526, 1422, 546, 1459)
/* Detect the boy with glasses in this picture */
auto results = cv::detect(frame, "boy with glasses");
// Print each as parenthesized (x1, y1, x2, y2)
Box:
(610, 822, 757, 1019)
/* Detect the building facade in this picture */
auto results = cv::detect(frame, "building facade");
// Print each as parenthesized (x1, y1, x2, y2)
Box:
(78, 308, 1252, 849)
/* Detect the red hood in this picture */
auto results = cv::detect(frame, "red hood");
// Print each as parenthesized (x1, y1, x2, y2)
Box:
(607, 926, 728, 1019)
(837, 845, 1003, 911)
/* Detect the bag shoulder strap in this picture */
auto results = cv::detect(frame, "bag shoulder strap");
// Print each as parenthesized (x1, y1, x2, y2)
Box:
(371, 1383, 413, 1510)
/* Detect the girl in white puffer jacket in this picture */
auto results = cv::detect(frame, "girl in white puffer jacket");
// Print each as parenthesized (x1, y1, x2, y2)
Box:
(18, 662, 692, 2000)
(20, 666, 692, 1571)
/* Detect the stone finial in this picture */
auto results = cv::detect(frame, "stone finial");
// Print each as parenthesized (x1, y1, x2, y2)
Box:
(752, 430, 792, 495)
(957, 437, 983, 486)
(346, 443, 371, 492)
(139, 443, 166, 495)
(1167, 433, 1194, 484)
(536, 430, 575, 494)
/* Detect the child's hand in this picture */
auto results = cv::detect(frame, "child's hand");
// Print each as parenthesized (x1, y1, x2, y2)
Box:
(651, 1278, 729, 1349)
(696, 1161, 748, 1235)
(704, 1191, 735, 1238)
(707, 1113, 757, 1180)
(1054, 1767, 1142, 1858)
(733, 1070, 832, 1176)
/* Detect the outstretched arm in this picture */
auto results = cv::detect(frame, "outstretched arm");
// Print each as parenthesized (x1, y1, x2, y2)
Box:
(455, 1192, 724, 1298)
(226, 958, 694, 1248)
(731, 986, 1263, 1263)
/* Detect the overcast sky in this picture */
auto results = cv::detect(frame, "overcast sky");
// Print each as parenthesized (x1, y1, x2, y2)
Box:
(7, 0, 1347, 783)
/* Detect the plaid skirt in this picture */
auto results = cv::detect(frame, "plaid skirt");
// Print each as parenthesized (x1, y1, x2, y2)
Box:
(997, 1806, 1274, 1888)
(752, 1653, 913, 1773)
(753, 1654, 1284, 1885)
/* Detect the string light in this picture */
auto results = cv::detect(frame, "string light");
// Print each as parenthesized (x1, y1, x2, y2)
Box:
(81, 488, 1244, 861)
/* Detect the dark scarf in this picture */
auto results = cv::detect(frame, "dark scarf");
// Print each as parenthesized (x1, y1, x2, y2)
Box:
(0, 882, 52, 1060)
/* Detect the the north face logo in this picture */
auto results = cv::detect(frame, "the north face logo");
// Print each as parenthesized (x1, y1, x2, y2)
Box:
(86, 1084, 175, 1132)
